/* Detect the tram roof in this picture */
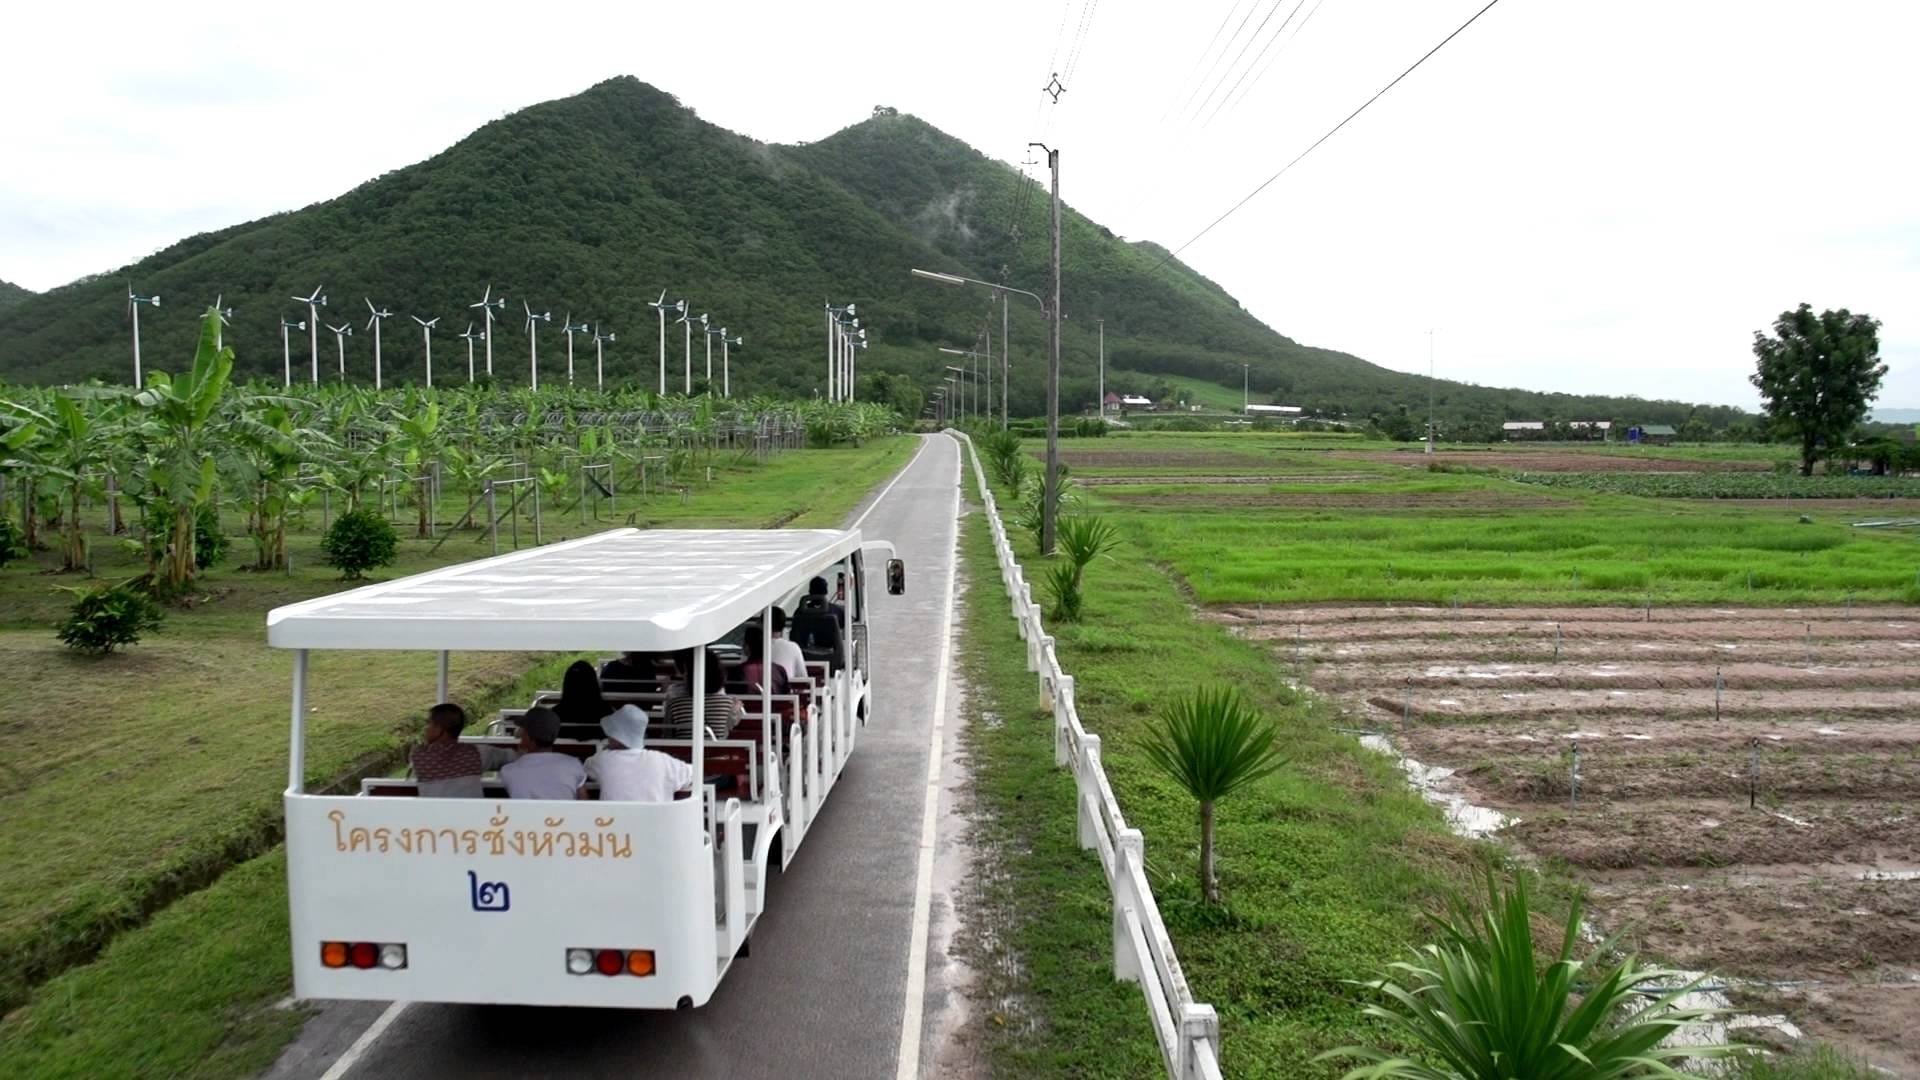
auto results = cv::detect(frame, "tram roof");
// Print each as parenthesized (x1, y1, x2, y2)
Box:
(266, 528, 864, 651)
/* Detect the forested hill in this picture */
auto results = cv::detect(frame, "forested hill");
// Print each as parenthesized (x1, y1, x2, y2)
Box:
(0, 77, 1743, 428)
(0, 280, 32, 311)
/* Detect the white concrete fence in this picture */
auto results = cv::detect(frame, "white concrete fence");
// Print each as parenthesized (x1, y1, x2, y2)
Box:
(950, 431, 1223, 1080)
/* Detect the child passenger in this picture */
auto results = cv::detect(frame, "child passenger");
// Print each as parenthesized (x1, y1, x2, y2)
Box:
(585, 705, 694, 802)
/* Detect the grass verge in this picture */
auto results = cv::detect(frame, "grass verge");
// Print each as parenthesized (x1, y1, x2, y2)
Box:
(956, 467, 1483, 1076)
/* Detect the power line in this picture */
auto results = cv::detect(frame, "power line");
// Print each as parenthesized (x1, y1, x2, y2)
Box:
(1199, 0, 1310, 127)
(1160, 1, 1248, 123)
(1189, 0, 1288, 125)
(1152, 0, 1505, 272)
(1062, 0, 1103, 86)
(1222, 0, 1331, 116)
(1174, 0, 1262, 124)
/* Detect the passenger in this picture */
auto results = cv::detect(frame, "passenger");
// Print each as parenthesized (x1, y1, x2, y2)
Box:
(740, 628, 790, 697)
(791, 578, 847, 672)
(598, 651, 658, 684)
(585, 705, 694, 802)
(660, 649, 742, 739)
(410, 703, 486, 798)
(768, 607, 809, 682)
(556, 659, 614, 729)
(498, 706, 586, 800)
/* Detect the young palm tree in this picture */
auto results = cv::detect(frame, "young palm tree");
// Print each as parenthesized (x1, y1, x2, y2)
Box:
(1322, 873, 1731, 1079)
(1139, 686, 1288, 903)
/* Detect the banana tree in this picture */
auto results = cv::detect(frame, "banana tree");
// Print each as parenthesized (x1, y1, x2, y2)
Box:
(229, 401, 332, 569)
(0, 410, 43, 553)
(391, 394, 444, 537)
(130, 311, 232, 591)
(0, 392, 125, 571)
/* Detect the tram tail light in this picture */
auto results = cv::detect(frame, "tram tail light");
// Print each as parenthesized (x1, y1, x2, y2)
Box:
(320, 941, 407, 970)
(566, 947, 656, 977)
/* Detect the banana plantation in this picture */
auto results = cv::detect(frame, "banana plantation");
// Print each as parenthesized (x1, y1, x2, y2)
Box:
(0, 313, 901, 593)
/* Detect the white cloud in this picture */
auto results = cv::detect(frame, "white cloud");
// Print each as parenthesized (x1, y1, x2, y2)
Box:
(4, 0, 1914, 407)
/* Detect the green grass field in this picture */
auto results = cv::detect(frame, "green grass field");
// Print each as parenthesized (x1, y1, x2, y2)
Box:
(0, 437, 911, 1073)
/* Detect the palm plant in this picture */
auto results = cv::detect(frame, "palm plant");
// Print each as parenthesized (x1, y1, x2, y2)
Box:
(1321, 873, 1731, 1079)
(1042, 560, 1083, 620)
(1139, 686, 1288, 903)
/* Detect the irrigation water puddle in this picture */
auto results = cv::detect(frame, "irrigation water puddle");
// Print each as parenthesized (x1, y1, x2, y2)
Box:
(1357, 734, 1511, 839)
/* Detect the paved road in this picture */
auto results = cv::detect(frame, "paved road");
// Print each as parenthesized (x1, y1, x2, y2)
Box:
(266, 434, 971, 1080)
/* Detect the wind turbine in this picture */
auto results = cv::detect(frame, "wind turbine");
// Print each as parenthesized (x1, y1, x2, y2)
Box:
(458, 323, 485, 383)
(675, 307, 695, 394)
(469, 285, 506, 377)
(126, 285, 160, 385)
(561, 313, 590, 385)
(291, 285, 327, 385)
(721, 331, 741, 398)
(592, 324, 616, 390)
(705, 319, 724, 388)
(648, 290, 684, 395)
(523, 301, 551, 390)
(279, 316, 305, 387)
(209, 295, 232, 351)
(412, 315, 440, 387)
(326, 322, 353, 380)
(364, 299, 393, 390)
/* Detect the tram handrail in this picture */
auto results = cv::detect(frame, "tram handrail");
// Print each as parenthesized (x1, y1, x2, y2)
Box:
(945, 431, 1223, 1080)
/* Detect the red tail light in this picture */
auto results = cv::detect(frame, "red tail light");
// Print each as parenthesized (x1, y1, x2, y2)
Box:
(350, 942, 379, 969)
(568, 947, 656, 977)
(320, 941, 407, 970)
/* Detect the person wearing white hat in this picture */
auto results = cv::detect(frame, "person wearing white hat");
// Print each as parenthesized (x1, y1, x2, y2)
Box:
(586, 704, 695, 802)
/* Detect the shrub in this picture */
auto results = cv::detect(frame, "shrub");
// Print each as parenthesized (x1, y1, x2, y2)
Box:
(57, 582, 165, 655)
(0, 518, 25, 568)
(320, 507, 398, 579)
(1042, 560, 1082, 621)
(1321, 872, 1731, 1078)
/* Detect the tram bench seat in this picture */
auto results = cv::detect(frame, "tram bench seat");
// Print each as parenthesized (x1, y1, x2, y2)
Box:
(355, 780, 714, 800)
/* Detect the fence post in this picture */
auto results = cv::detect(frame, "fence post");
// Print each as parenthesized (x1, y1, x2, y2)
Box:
(1055, 674, 1075, 766)
(1078, 734, 1102, 850)
(485, 482, 498, 556)
(1178, 1003, 1222, 1079)
(1038, 636, 1056, 707)
(1112, 827, 1146, 983)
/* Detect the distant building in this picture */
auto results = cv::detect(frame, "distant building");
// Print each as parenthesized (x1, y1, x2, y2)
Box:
(1502, 421, 1545, 440)
(1627, 424, 1677, 445)
(1565, 420, 1613, 441)
(1120, 394, 1154, 411)
(1244, 404, 1303, 415)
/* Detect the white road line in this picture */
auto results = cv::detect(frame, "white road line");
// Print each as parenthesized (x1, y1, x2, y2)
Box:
(852, 435, 929, 531)
(895, 436, 961, 1080)
(318, 1000, 408, 1080)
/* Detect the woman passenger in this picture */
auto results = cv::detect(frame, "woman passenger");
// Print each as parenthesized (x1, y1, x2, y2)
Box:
(660, 648, 742, 739)
(555, 660, 614, 732)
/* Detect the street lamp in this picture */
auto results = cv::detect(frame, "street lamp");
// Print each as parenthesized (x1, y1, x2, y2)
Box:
(912, 266, 1057, 551)
(944, 365, 973, 423)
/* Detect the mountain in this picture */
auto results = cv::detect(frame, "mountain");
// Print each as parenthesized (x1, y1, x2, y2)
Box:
(0, 78, 1746, 429)
(0, 279, 32, 312)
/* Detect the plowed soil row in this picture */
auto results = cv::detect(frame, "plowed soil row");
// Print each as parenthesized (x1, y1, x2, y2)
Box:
(1327, 449, 1773, 473)
(1237, 603, 1920, 1072)
(1079, 473, 1381, 487)
(1099, 491, 1577, 510)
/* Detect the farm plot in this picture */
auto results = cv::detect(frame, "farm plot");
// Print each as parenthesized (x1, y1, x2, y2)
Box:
(1329, 449, 1774, 473)
(1223, 603, 1920, 1074)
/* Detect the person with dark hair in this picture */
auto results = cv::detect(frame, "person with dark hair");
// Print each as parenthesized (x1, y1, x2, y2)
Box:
(791, 577, 846, 671)
(598, 651, 659, 684)
(556, 659, 614, 729)
(660, 649, 742, 739)
(499, 706, 586, 799)
(768, 607, 808, 682)
(411, 703, 488, 798)
(741, 626, 790, 697)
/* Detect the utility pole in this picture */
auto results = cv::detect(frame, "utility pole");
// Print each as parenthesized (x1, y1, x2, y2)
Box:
(984, 322, 994, 424)
(1000, 289, 1010, 429)
(1096, 316, 1105, 423)
(1031, 142, 1062, 556)
(1428, 322, 1443, 449)
(1243, 363, 1250, 411)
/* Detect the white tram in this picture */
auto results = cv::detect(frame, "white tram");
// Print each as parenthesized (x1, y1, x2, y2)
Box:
(269, 528, 901, 1009)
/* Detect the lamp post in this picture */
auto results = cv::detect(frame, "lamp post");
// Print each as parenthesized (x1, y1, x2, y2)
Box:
(468, 285, 505, 378)
(327, 322, 353, 380)
(127, 286, 160, 385)
(1243, 363, 1250, 411)
(945, 365, 974, 423)
(593, 325, 615, 390)
(649, 291, 684, 395)
(940, 346, 988, 423)
(911, 265, 1054, 549)
(365, 300, 393, 390)
(292, 285, 327, 386)
(1096, 316, 1105, 424)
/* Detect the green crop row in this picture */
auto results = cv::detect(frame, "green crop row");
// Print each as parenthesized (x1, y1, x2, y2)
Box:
(1508, 471, 1920, 500)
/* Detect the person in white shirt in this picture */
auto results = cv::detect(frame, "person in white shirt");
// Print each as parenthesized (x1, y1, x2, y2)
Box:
(587, 705, 694, 802)
(768, 607, 809, 683)
(498, 707, 586, 800)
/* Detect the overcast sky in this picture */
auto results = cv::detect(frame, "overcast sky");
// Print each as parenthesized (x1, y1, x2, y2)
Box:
(5, 0, 1915, 408)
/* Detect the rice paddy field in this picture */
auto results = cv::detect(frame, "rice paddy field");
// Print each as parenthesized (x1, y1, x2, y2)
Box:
(1057, 431, 1920, 1074)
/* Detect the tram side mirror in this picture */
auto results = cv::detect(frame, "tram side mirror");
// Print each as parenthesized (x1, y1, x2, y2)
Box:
(886, 559, 907, 595)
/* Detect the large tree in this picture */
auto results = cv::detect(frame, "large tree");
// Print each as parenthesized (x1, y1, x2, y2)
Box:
(1750, 304, 1885, 476)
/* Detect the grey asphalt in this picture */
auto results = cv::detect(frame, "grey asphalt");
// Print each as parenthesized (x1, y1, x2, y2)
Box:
(263, 434, 971, 1080)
